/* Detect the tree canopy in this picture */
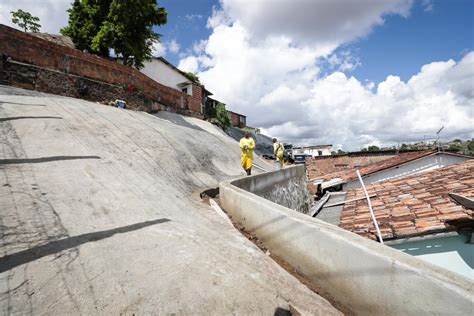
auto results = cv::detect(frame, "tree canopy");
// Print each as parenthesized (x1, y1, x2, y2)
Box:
(11, 9, 41, 32)
(61, 0, 167, 68)
(214, 102, 231, 130)
(361, 145, 380, 152)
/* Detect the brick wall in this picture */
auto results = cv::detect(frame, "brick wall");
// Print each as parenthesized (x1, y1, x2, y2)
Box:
(0, 24, 203, 117)
(306, 153, 396, 180)
(190, 83, 203, 114)
(229, 111, 246, 128)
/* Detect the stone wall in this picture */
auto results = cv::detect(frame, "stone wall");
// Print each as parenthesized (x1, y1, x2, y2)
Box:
(231, 165, 310, 214)
(0, 24, 203, 117)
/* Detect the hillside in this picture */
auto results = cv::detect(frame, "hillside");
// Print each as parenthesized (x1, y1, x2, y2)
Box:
(0, 85, 338, 314)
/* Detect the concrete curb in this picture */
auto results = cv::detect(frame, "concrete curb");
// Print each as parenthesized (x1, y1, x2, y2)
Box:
(219, 165, 473, 315)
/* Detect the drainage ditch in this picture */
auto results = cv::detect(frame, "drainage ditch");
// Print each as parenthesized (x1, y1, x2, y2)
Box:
(199, 187, 349, 316)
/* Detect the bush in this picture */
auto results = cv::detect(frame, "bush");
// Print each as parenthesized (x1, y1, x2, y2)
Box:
(214, 102, 231, 129)
(448, 143, 463, 152)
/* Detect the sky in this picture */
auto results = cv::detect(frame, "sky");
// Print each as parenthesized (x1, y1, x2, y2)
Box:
(0, 0, 473, 150)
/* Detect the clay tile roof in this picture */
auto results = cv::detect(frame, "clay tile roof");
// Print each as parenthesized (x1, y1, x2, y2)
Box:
(339, 160, 474, 240)
(317, 150, 436, 182)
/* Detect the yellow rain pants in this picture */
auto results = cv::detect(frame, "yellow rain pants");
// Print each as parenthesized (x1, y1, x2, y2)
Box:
(239, 137, 255, 171)
(274, 142, 285, 169)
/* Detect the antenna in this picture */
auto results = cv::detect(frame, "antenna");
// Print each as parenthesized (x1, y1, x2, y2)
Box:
(436, 126, 444, 152)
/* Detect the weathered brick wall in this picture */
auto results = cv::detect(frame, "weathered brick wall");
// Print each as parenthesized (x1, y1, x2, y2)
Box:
(0, 24, 203, 117)
(230, 112, 239, 127)
(228, 111, 245, 128)
(190, 83, 203, 113)
(2, 61, 153, 111)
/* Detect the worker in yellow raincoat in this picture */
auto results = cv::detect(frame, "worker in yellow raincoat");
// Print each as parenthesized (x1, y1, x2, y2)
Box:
(273, 138, 285, 170)
(239, 131, 255, 175)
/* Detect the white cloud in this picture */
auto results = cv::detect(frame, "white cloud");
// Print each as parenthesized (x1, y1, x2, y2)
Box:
(264, 53, 474, 149)
(152, 41, 166, 57)
(168, 39, 180, 54)
(180, 0, 473, 150)
(327, 50, 361, 72)
(219, 0, 413, 47)
(185, 14, 204, 21)
(421, 0, 434, 12)
(0, 0, 70, 33)
(178, 56, 199, 73)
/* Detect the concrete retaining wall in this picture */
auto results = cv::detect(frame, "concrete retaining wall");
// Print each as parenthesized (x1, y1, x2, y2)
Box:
(220, 165, 473, 315)
(231, 165, 310, 214)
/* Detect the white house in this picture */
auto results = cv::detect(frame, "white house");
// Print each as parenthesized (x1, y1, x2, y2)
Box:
(141, 57, 194, 96)
(292, 144, 332, 157)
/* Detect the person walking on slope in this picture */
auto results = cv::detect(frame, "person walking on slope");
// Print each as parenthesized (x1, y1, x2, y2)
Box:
(240, 131, 255, 176)
(273, 138, 285, 170)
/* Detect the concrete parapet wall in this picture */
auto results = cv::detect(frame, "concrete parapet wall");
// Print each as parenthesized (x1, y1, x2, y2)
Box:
(219, 166, 473, 315)
(231, 165, 310, 214)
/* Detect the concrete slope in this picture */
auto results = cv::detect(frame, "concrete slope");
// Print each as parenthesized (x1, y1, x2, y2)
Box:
(226, 127, 275, 156)
(0, 86, 339, 315)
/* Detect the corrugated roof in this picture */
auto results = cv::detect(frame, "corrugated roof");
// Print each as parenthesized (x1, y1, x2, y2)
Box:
(339, 160, 474, 240)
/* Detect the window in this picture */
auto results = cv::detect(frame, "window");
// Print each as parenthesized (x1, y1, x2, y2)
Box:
(181, 87, 187, 94)
(318, 150, 323, 156)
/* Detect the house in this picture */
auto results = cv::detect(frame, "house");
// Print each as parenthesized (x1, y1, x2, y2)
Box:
(306, 150, 398, 179)
(292, 144, 332, 157)
(141, 57, 194, 94)
(140, 57, 212, 115)
(227, 110, 246, 128)
(141, 57, 248, 125)
(310, 158, 474, 279)
(309, 151, 472, 195)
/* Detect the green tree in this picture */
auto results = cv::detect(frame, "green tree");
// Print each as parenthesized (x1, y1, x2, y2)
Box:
(61, 0, 111, 56)
(400, 143, 409, 151)
(214, 102, 231, 129)
(468, 140, 474, 152)
(185, 72, 200, 83)
(448, 143, 462, 152)
(367, 145, 380, 151)
(11, 9, 41, 32)
(61, 0, 167, 68)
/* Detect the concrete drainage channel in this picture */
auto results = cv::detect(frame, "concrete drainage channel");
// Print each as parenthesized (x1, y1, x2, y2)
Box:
(199, 186, 348, 315)
(218, 165, 473, 315)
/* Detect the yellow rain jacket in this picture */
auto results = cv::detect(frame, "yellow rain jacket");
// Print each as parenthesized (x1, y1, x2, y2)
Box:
(239, 137, 255, 170)
(274, 142, 285, 168)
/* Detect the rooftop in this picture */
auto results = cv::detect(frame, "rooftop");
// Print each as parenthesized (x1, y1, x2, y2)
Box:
(293, 144, 332, 149)
(227, 110, 246, 117)
(339, 160, 474, 240)
(312, 150, 442, 182)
